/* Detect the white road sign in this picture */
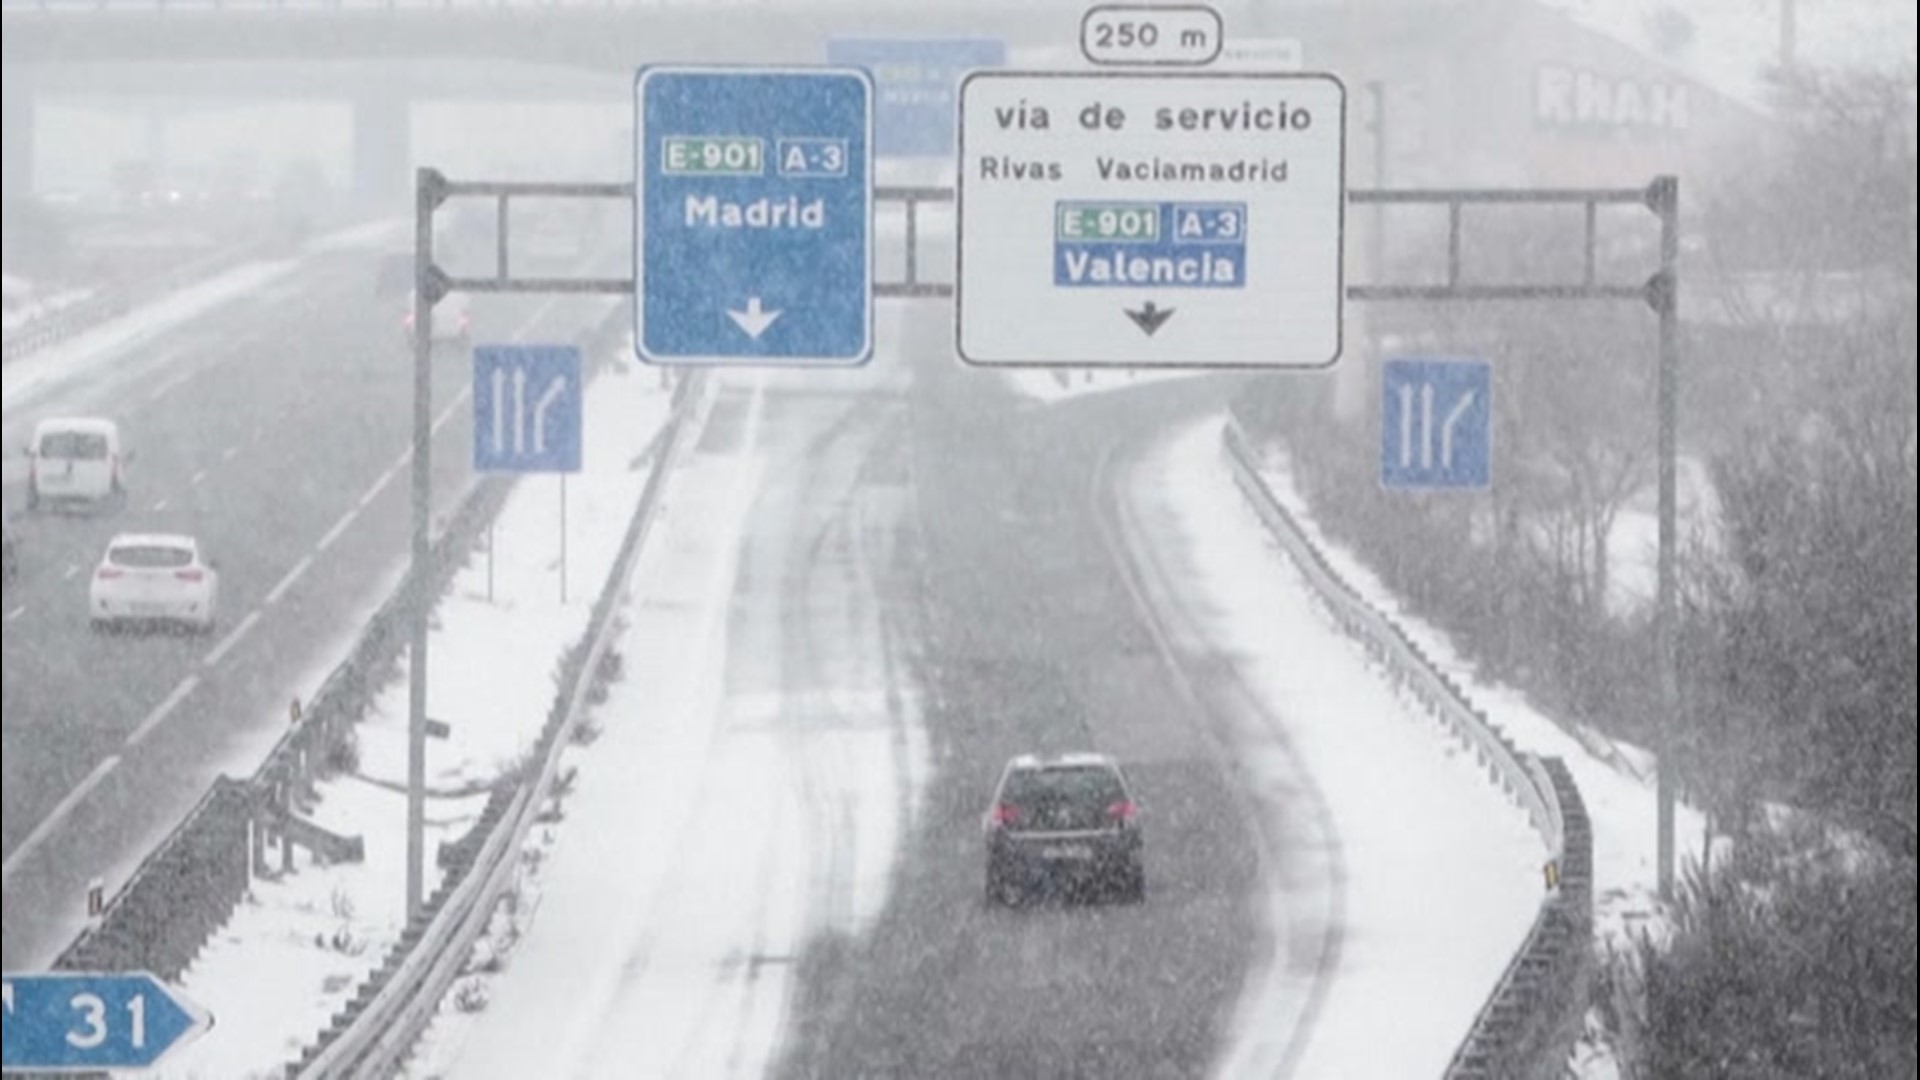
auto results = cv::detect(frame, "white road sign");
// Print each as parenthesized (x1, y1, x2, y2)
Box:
(956, 71, 1346, 368)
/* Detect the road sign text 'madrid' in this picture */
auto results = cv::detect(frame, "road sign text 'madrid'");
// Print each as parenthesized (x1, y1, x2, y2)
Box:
(958, 72, 1345, 368)
(636, 68, 874, 366)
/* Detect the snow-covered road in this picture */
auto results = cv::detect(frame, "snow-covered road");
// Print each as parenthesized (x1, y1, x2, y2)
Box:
(412, 364, 930, 1079)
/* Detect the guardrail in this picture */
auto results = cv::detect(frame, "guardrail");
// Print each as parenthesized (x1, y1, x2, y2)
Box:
(45, 301, 630, 992)
(52, 778, 252, 981)
(1, 210, 380, 366)
(47, 468, 512, 980)
(285, 368, 709, 1079)
(2, 241, 269, 365)
(1220, 419, 1594, 1080)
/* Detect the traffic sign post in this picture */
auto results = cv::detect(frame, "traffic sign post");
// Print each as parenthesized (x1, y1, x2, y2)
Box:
(473, 344, 582, 605)
(1380, 357, 1492, 490)
(2, 972, 210, 1073)
(635, 67, 874, 366)
(473, 345, 583, 474)
(825, 38, 1006, 157)
(957, 72, 1346, 368)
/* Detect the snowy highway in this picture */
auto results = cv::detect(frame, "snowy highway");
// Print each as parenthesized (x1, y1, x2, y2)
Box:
(0, 232, 623, 970)
(401, 305, 1544, 1079)
(6, 3, 1908, 1075)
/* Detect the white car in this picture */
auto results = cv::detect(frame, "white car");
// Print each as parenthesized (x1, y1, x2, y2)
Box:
(403, 290, 471, 346)
(89, 534, 219, 634)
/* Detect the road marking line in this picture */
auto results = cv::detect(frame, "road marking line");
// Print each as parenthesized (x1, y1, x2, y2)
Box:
(151, 498, 169, 512)
(4, 606, 24, 624)
(317, 509, 357, 553)
(266, 556, 313, 606)
(129, 675, 200, 747)
(203, 610, 262, 667)
(62, 564, 79, 581)
(1, 755, 121, 882)
(431, 387, 470, 436)
(328, 298, 536, 562)
(191, 470, 208, 486)
(222, 445, 239, 461)
(144, 369, 194, 407)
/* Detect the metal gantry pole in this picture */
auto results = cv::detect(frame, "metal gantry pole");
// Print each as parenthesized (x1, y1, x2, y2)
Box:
(406, 167, 440, 923)
(1652, 175, 1681, 900)
(1349, 178, 1684, 897)
(1367, 80, 1387, 283)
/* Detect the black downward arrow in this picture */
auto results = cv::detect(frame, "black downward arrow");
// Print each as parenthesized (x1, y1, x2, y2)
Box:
(1125, 301, 1175, 336)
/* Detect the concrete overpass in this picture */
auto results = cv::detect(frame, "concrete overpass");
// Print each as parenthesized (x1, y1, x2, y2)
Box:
(1, 0, 1322, 205)
(0, 0, 1094, 67)
(7, 0, 1214, 203)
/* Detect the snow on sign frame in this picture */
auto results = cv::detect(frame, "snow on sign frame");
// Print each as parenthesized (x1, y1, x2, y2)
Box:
(955, 71, 1347, 369)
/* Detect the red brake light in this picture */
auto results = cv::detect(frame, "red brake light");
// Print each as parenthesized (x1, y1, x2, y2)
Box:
(1107, 801, 1137, 826)
(96, 566, 123, 580)
(175, 569, 204, 582)
(989, 803, 1020, 829)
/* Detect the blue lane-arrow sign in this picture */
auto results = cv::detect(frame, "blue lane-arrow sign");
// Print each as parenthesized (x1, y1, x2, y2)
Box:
(473, 345, 583, 473)
(3, 971, 211, 1072)
(1381, 357, 1493, 490)
(635, 67, 874, 366)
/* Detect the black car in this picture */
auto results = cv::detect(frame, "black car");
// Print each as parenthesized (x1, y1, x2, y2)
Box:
(983, 753, 1145, 905)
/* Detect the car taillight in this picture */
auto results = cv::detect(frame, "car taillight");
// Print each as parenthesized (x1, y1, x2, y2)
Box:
(989, 803, 1020, 829)
(1107, 801, 1137, 827)
(175, 569, 204, 582)
(96, 567, 123, 580)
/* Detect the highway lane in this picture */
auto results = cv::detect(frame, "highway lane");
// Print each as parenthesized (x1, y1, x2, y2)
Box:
(1, 246, 620, 968)
(771, 310, 1323, 1078)
(540, 367, 930, 1078)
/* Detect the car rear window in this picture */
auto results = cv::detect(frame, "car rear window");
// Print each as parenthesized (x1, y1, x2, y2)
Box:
(38, 432, 109, 460)
(999, 766, 1127, 831)
(109, 545, 193, 569)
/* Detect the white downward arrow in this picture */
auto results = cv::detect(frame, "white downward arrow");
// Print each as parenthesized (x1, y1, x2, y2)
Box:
(727, 297, 783, 340)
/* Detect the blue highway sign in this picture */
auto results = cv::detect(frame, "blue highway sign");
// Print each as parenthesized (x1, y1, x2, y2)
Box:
(474, 345, 583, 473)
(635, 67, 873, 366)
(2, 971, 210, 1072)
(825, 38, 1005, 157)
(1382, 357, 1492, 490)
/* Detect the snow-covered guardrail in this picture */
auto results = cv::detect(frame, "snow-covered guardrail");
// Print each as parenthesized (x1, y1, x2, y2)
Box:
(1221, 418, 1594, 1080)
(285, 370, 711, 1080)
(1, 240, 273, 365)
(54, 454, 516, 985)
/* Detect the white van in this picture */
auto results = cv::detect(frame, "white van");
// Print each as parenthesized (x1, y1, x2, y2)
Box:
(26, 418, 129, 511)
